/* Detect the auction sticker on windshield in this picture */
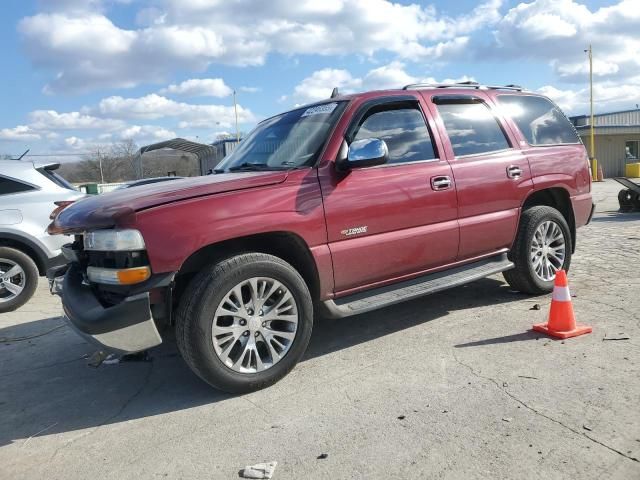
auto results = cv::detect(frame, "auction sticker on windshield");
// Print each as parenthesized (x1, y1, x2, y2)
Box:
(301, 103, 338, 117)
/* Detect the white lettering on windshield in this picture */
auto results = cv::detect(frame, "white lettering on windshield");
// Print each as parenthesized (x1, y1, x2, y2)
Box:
(301, 103, 338, 117)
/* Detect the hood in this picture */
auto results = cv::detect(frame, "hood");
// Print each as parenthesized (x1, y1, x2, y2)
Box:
(55, 171, 288, 233)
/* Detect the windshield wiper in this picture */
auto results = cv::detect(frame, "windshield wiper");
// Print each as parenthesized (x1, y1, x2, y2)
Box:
(227, 162, 286, 172)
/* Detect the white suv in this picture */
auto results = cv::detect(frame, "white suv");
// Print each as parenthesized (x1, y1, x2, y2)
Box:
(0, 160, 84, 312)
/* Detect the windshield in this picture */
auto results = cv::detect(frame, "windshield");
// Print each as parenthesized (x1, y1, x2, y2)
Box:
(217, 101, 346, 172)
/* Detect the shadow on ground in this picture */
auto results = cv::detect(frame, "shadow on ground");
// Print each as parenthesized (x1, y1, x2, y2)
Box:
(591, 211, 640, 223)
(0, 277, 527, 446)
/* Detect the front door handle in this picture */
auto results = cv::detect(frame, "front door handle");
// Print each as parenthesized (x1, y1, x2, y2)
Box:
(506, 165, 523, 179)
(431, 175, 452, 191)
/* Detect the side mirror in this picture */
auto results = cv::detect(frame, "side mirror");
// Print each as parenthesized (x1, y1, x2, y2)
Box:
(339, 138, 388, 171)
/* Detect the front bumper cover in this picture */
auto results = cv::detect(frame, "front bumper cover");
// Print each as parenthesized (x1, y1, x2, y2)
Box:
(49, 264, 162, 354)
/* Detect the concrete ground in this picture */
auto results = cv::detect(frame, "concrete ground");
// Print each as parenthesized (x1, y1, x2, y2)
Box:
(1, 179, 639, 480)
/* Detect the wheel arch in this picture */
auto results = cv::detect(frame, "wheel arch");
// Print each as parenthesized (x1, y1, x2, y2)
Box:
(521, 187, 576, 252)
(174, 231, 321, 311)
(0, 232, 48, 275)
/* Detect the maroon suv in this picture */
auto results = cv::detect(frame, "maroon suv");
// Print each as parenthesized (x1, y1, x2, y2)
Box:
(50, 83, 594, 392)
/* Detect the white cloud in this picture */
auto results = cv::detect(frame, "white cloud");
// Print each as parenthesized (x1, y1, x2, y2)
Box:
(159, 78, 233, 97)
(287, 62, 476, 104)
(118, 125, 177, 143)
(0, 91, 256, 153)
(96, 93, 256, 128)
(239, 86, 261, 93)
(539, 77, 640, 114)
(19, 0, 503, 93)
(289, 68, 363, 104)
(28, 110, 124, 130)
(0, 126, 41, 141)
(490, 0, 640, 84)
(64, 136, 85, 149)
(362, 61, 417, 90)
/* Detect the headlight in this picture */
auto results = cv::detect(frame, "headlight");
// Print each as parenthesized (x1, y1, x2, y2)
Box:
(84, 229, 145, 251)
(87, 266, 151, 285)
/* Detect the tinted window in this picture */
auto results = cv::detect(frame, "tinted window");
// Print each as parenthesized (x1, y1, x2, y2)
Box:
(0, 177, 36, 195)
(353, 107, 437, 164)
(497, 95, 580, 145)
(436, 102, 510, 156)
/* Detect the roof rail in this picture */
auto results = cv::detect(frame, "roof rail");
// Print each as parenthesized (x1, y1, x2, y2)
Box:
(402, 82, 524, 92)
(402, 82, 481, 90)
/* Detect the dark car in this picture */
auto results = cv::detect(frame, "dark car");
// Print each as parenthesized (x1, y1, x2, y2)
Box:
(50, 82, 594, 393)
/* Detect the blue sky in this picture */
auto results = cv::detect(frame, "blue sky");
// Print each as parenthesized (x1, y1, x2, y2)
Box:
(0, 0, 637, 160)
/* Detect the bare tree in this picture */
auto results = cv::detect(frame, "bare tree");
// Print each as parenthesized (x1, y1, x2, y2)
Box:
(57, 140, 140, 183)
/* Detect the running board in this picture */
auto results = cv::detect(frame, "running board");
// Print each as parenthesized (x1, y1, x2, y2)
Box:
(322, 254, 513, 318)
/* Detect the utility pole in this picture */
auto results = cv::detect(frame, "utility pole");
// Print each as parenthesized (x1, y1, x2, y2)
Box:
(585, 45, 598, 181)
(233, 90, 240, 144)
(98, 151, 105, 184)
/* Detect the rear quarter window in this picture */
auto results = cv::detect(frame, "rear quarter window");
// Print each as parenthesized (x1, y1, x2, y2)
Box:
(0, 176, 36, 195)
(497, 95, 580, 146)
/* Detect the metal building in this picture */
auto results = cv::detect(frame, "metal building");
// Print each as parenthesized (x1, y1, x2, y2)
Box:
(570, 109, 640, 177)
(199, 138, 240, 175)
(134, 138, 240, 177)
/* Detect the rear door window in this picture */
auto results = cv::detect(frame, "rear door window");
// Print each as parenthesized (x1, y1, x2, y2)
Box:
(497, 95, 580, 145)
(0, 176, 36, 195)
(352, 106, 437, 164)
(435, 101, 510, 157)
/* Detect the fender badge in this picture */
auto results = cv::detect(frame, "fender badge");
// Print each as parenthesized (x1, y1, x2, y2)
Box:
(341, 226, 368, 236)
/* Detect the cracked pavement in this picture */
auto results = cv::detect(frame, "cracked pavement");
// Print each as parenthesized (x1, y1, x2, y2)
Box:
(1, 179, 639, 479)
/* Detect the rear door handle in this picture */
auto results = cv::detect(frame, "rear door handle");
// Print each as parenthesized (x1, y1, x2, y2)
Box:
(506, 165, 523, 179)
(431, 175, 452, 191)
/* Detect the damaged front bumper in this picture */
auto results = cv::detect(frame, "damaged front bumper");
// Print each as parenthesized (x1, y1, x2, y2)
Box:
(48, 264, 162, 354)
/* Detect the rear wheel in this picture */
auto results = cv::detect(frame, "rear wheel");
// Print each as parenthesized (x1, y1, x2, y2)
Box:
(631, 191, 640, 211)
(175, 253, 313, 393)
(503, 206, 572, 295)
(0, 247, 39, 313)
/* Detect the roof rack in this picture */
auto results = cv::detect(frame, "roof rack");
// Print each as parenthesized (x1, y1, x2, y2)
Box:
(402, 82, 524, 92)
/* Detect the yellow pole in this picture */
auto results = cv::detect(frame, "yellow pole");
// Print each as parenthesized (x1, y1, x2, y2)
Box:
(588, 45, 598, 181)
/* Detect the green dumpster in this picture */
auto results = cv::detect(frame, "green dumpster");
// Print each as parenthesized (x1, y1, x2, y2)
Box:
(81, 183, 99, 195)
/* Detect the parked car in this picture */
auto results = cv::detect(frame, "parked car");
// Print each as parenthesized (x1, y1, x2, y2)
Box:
(114, 176, 185, 190)
(50, 83, 594, 392)
(0, 160, 84, 312)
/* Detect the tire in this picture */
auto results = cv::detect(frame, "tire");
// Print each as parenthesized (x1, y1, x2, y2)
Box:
(0, 247, 39, 313)
(175, 253, 313, 393)
(631, 191, 640, 211)
(618, 189, 633, 211)
(503, 206, 572, 295)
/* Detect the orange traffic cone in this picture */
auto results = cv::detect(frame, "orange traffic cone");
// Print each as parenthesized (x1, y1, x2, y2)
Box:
(532, 270, 592, 339)
(597, 165, 604, 182)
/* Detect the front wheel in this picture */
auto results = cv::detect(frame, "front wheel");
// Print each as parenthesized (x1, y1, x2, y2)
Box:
(175, 253, 313, 393)
(503, 206, 572, 295)
(0, 247, 39, 313)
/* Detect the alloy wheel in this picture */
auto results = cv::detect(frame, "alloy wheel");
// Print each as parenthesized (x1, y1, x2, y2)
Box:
(212, 277, 298, 373)
(0, 259, 26, 303)
(530, 220, 566, 282)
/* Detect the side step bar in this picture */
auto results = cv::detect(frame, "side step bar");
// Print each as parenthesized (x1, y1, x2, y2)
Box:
(322, 253, 514, 318)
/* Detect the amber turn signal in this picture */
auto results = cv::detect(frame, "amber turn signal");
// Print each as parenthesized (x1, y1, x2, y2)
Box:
(117, 267, 151, 285)
(87, 266, 151, 285)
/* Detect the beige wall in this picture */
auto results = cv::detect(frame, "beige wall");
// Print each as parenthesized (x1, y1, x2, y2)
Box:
(579, 133, 640, 177)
